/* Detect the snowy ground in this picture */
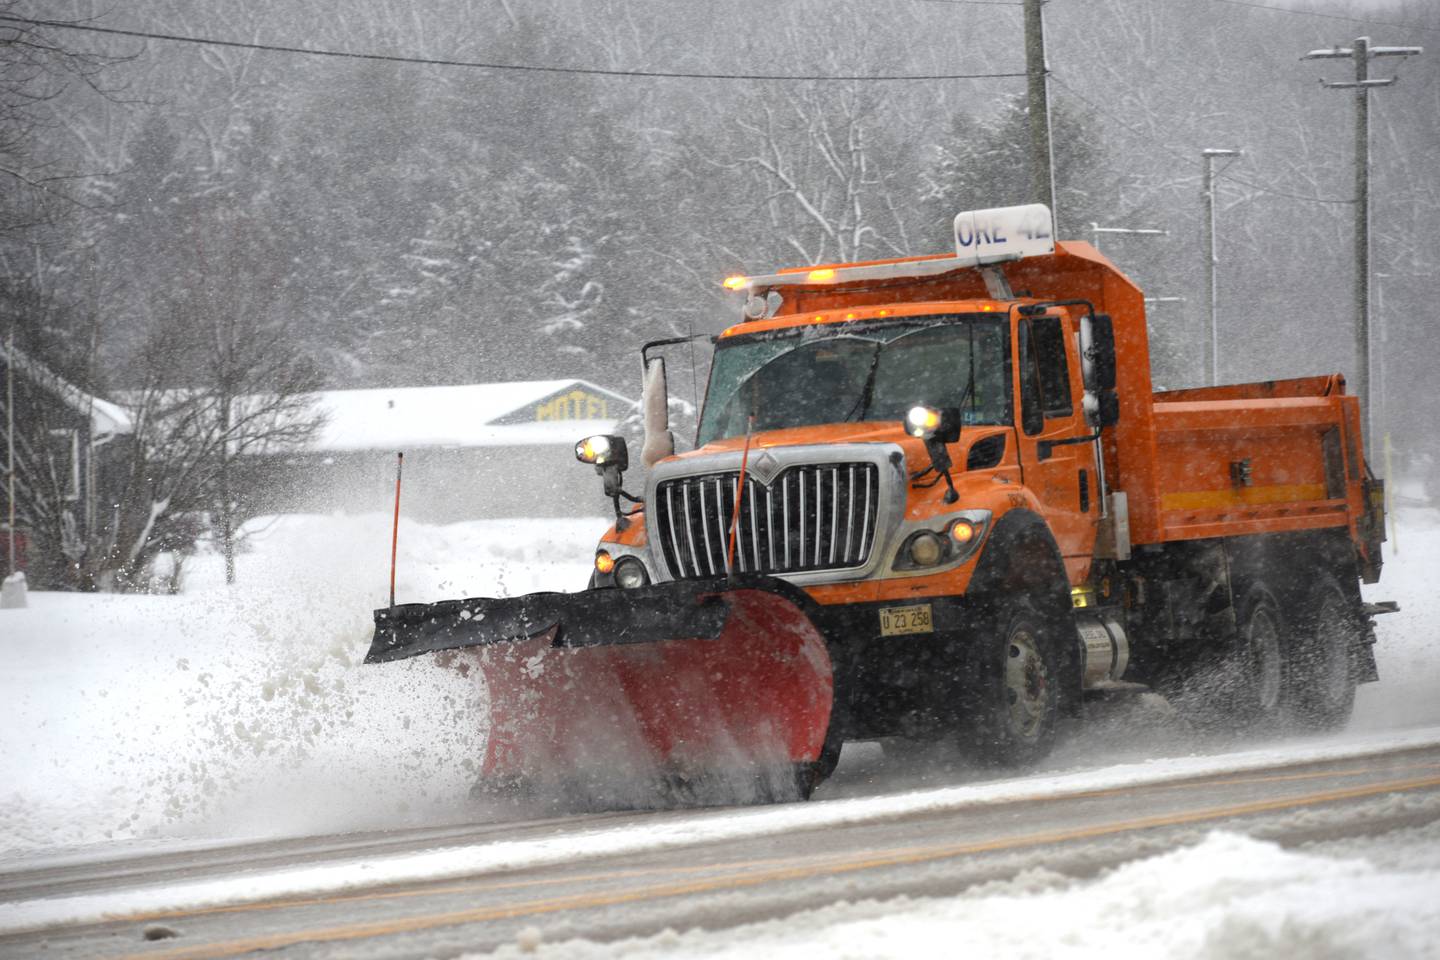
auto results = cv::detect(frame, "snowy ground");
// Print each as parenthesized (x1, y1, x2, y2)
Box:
(0, 513, 606, 857)
(0, 505, 1437, 952)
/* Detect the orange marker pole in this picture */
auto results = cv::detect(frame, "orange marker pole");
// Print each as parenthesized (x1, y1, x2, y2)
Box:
(389, 452, 404, 609)
(726, 416, 755, 575)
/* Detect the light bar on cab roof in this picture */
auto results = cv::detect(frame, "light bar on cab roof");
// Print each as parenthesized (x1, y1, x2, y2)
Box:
(725, 255, 967, 294)
(723, 204, 1055, 294)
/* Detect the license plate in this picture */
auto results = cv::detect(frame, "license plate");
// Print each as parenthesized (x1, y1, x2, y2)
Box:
(879, 603, 933, 637)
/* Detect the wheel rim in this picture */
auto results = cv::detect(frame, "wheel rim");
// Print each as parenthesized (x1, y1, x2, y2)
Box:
(1005, 628, 1050, 741)
(1250, 605, 1282, 712)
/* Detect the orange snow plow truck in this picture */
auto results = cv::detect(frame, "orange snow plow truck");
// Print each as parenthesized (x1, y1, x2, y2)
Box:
(367, 204, 1391, 806)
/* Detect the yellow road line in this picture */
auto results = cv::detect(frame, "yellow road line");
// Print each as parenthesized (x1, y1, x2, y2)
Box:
(111, 851, 861, 925)
(115, 772, 1440, 960)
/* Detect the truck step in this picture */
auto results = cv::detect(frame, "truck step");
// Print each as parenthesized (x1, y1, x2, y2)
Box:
(1362, 601, 1400, 617)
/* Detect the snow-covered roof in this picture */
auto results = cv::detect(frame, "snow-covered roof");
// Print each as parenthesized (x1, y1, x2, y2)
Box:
(0, 341, 134, 439)
(305, 379, 635, 452)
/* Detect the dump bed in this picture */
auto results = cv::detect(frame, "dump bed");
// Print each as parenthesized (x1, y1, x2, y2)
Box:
(1137, 374, 1371, 547)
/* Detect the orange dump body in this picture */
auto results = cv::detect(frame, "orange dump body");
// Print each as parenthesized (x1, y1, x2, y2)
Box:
(1148, 377, 1368, 542)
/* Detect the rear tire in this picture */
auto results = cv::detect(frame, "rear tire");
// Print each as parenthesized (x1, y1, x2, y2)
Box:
(1284, 574, 1358, 730)
(1232, 583, 1285, 727)
(1169, 582, 1284, 734)
(967, 597, 1062, 766)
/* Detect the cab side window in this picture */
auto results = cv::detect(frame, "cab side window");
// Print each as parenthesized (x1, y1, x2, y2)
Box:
(1017, 320, 1043, 436)
(1031, 316, 1073, 419)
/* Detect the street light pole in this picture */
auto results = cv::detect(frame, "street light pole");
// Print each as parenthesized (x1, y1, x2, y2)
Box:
(1303, 38, 1423, 445)
(1202, 148, 1242, 386)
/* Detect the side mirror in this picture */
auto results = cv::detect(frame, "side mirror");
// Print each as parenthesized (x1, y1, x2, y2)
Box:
(1082, 314, 1117, 391)
(641, 357, 675, 468)
(1080, 314, 1120, 428)
(904, 405, 961, 503)
(575, 434, 629, 498)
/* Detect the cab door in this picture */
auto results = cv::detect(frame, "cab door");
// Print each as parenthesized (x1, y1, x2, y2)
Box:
(1013, 311, 1099, 581)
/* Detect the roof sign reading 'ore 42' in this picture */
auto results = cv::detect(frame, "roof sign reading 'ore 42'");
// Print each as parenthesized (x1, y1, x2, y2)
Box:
(722, 204, 1057, 294)
(952, 204, 1055, 267)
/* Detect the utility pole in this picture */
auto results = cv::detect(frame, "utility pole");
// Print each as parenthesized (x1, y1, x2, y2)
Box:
(1202, 148, 1242, 386)
(1302, 37, 1423, 445)
(1023, 0, 1057, 230)
(4, 323, 13, 579)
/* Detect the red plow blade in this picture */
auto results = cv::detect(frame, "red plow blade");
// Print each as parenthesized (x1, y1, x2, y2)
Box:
(368, 577, 835, 807)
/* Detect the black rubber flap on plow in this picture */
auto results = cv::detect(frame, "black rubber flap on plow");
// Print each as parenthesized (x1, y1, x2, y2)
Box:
(366, 576, 804, 664)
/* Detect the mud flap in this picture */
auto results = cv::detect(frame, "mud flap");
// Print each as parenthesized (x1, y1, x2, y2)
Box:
(368, 576, 834, 801)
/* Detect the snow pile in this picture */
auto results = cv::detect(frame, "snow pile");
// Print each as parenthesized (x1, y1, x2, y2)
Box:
(0, 513, 606, 858)
(478, 823, 1440, 960)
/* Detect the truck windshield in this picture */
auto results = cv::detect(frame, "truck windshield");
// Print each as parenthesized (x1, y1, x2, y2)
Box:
(696, 316, 1010, 446)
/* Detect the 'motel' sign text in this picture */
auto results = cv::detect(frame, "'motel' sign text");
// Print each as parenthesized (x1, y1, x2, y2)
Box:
(952, 204, 1055, 267)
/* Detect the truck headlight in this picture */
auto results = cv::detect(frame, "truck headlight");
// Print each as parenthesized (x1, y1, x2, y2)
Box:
(888, 510, 991, 575)
(905, 531, 946, 567)
(613, 557, 650, 589)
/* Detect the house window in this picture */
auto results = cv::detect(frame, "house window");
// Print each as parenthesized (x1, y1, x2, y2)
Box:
(48, 428, 81, 501)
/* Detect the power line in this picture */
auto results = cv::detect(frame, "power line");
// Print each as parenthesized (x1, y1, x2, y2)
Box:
(1215, 174, 1353, 205)
(907, 0, 1022, 6)
(1049, 74, 1355, 205)
(1206, 0, 1440, 36)
(0, 15, 1028, 83)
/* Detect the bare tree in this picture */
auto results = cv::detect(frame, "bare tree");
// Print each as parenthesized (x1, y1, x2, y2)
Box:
(96, 210, 326, 589)
(0, 4, 133, 239)
(94, 304, 323, 590)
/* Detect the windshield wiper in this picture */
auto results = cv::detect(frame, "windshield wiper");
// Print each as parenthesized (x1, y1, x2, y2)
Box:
(841, 341, 885, 423)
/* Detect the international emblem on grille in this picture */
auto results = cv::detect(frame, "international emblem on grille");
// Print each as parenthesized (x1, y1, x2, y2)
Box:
(749, 450, 782, 487)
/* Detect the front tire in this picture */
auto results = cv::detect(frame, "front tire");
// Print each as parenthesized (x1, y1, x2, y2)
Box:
(967, 597, 1062, 766)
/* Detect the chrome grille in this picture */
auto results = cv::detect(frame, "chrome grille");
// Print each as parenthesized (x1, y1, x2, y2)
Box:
(656, 463, 880, 579)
